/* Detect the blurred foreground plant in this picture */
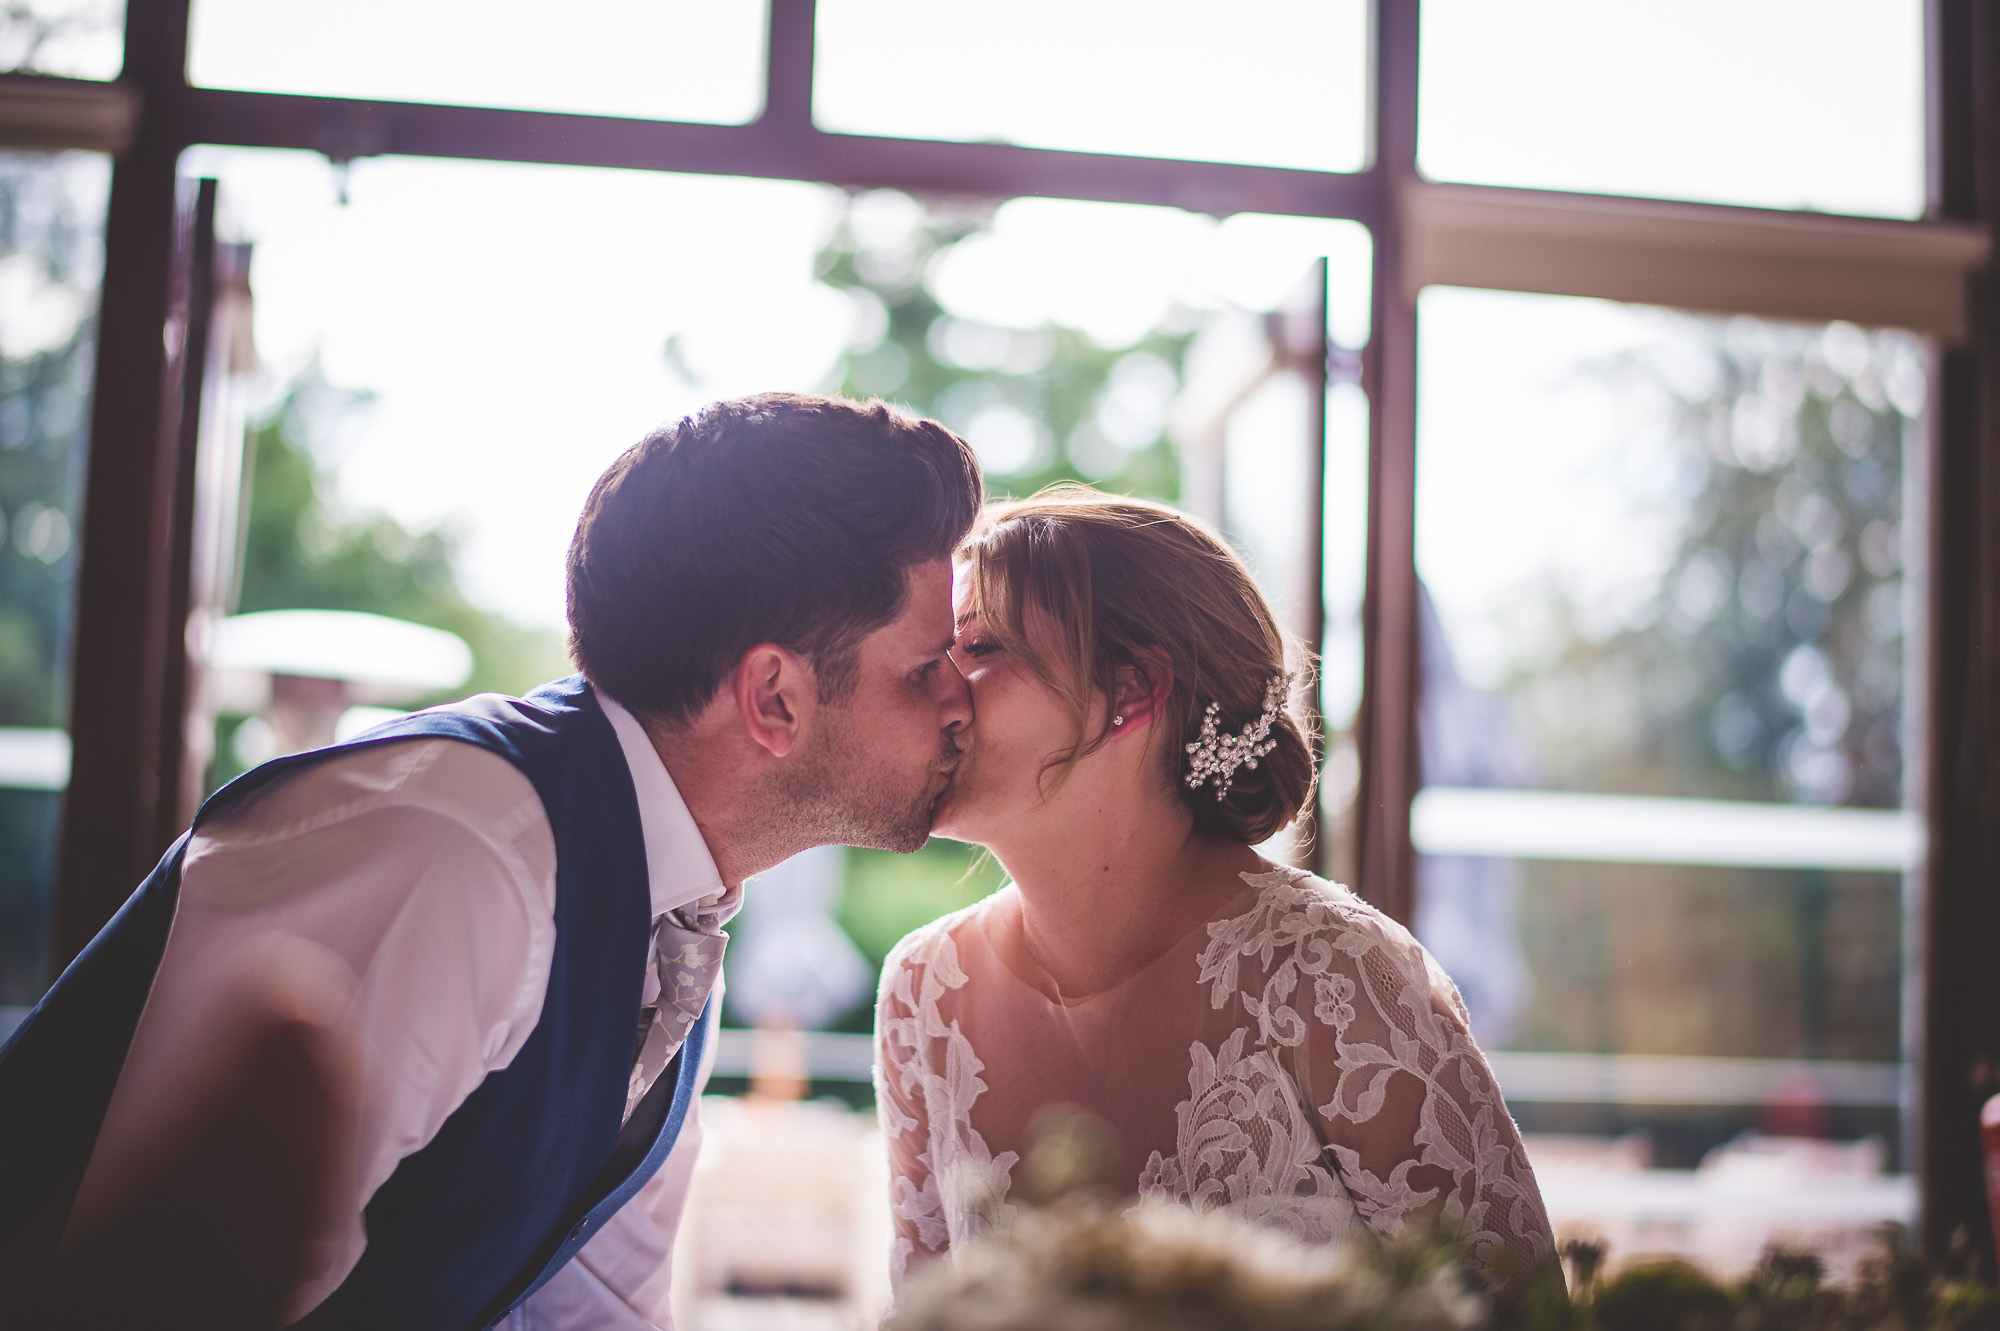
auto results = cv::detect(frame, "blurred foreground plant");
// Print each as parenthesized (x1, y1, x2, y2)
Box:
(891, 1203, 2000, 1331)
(1538, 1228, 2000, 1331)
(888, 1196, 1486, 1331)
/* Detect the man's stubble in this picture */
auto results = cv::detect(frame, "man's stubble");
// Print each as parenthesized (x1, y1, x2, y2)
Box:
(766, 703, 954, 857)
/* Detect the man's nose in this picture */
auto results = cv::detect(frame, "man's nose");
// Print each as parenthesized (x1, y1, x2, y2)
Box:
(938, 655, 973, 735)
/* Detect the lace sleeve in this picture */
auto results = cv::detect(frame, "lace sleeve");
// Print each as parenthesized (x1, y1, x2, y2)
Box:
(875, 934, 941, 1287)
(874, 917, 1021, 1289)
(1228, 876, 1554, 1290)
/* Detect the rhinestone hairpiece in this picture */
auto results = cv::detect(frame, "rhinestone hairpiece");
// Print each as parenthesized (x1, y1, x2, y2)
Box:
(1184, 675, 1287, 801)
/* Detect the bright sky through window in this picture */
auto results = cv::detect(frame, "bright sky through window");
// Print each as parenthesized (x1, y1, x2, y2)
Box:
(189, 0, 768, 124)
(178, 2, 1925, 639)
(187, 148, 1366, 631)
(814, 0, 1369, 174)
(1420, 0, 1927, 218)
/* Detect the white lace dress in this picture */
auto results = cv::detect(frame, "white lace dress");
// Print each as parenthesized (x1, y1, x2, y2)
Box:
(875, 865, 1554, 1290)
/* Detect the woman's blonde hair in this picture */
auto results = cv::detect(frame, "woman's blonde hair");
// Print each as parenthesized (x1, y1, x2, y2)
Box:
(957, 485, 1316, 844)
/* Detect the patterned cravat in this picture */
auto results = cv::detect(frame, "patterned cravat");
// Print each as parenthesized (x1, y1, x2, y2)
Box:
(625, 883, 738, 1121)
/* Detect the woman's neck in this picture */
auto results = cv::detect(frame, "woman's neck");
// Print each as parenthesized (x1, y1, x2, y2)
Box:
(985, 790, 1261, 1002)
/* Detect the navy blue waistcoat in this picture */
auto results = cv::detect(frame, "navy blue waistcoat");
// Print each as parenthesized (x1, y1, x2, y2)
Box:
(0, 675, 706, 1329)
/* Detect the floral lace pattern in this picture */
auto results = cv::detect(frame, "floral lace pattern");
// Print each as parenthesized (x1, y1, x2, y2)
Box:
(1135, 1026, 1360, 1243)
(876, 869, 1554, 1288)
(876, 918, 1019, 1283)
(1197, 868, 1552, 1275)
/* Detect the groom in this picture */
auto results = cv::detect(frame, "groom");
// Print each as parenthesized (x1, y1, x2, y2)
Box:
(0, 393, 982, 1328)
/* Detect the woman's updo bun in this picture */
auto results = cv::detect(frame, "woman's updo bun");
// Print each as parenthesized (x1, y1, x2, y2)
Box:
(957, 485, 1316, 846)
(1185, 679, 1316, 845)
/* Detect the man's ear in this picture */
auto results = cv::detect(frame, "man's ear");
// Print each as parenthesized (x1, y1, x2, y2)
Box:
(730, 644, 816, 759)
(1110, 651, 1175, 733)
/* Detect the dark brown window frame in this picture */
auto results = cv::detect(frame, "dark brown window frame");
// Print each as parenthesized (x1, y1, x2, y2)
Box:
(3, 0, 1995, 1253)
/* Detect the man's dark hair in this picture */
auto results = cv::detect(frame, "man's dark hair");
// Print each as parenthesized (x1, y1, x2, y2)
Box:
(567, 392, 984, 727)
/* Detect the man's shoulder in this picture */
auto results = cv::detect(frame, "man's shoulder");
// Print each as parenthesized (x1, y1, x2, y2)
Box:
(197, 677, 599, 838)
(198, 736, 546, 849)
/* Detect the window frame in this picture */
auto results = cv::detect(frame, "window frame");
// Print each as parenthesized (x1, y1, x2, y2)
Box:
(1, 0, 1994, 1252)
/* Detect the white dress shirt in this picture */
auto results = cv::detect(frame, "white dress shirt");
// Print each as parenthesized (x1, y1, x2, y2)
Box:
(78, 693, 731, 1330)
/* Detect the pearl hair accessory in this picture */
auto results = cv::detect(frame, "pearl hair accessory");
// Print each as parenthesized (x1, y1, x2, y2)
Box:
(1184, 676, 1286, 800)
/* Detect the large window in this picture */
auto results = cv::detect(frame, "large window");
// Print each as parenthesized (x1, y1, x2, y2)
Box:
(1414, 290, 1923, 1266)
(179, 148, 1374, 1043)
(7, 0, 1990, 1298)
(0, 150, 106, 1009)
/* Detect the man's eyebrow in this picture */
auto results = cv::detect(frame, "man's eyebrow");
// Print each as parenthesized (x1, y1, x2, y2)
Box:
(934, 634, 958, 656)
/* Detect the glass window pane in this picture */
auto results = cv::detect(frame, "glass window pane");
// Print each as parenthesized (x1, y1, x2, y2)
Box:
(1419, 0, 1927, 219)
(0, 150, 109, 1018)
(815, 0, 1369, 173)
(188, 0, 766, 125)
(1414, 287, 1923, 1271)
(181, 150, 1369, 1021)
(1, 0, 124, 79)
(169, 153, 1378, 1296)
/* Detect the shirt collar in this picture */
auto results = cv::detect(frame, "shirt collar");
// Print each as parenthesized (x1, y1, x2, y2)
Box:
(597, 691, 733, 923)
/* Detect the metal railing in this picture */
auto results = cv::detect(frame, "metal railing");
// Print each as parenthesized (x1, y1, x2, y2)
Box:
(707, 1027, 1905, 1108)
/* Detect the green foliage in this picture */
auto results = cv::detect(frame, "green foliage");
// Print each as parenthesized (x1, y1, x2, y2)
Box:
(1503, 321, 1914, 811)
(1516, 1232, 2000, 1331)
(233, 375, 569, 701)
(1583, 1261, 1732, 1331)
(890, 1195, 1486, 1331)
(814, 192, 1188, 504)
(0, 154, 96, 731)
(0, 151, 102, 1003)
(809, 193, 1200, 972)
(836, 839, 1005, 972)
(902, 1188, 2000, 1331)
(1488, 321, 1916, 1080)
(208, 373, 568, 788)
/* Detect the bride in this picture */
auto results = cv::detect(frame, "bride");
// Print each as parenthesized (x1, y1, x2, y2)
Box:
(874, 486, 1554, 1294)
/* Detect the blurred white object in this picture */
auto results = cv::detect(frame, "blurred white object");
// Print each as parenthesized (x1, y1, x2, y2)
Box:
(232, 715, 279, 768)
(1412, 786, 1922, 872)
(209, 609, 472, 699)
(1516, 1133, 1652, 1176)
(729, 847, 872, 1032)
(0, 727, 70, 790)
(708, 1030, 875, 1084)
(1487, 1052, 1905, 1108)
(1527, 1132, 1913, 1283)
(335, 705, 409, 742)
(672, 1097, 890, 1330)
(206, 610, 472, 756)
(1698, 1132, 1888, 1183)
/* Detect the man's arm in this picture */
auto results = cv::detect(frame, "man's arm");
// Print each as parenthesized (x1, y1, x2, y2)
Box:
(59, 740, 559, 1325)
(40, 935, 364, 1329)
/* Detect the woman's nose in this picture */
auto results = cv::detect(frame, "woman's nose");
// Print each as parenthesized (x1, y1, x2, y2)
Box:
(939, 656, 973, 734)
